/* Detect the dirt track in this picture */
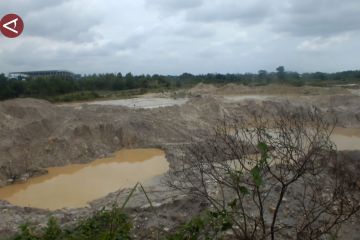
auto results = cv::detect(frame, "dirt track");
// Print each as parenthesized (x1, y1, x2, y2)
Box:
(0, 84, 360, 238)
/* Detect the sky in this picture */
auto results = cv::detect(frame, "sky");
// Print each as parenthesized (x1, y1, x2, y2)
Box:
(0, 0, 359, 75)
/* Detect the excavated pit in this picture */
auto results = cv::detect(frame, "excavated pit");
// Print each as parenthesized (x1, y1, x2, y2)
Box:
(0, 84, 360, 238)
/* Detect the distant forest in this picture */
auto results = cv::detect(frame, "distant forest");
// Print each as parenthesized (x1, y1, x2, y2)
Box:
(1, 67, 360, 101)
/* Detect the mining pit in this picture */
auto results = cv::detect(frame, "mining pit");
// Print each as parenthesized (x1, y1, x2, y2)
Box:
(0, 84, 360, 238)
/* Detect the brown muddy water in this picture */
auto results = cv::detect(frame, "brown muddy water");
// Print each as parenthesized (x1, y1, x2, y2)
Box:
(332, 128, 360, 151)
(0, 149, 168, 210)
(0, 128, 358, 211)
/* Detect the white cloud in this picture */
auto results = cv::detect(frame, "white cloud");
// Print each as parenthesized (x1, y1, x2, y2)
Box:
(0, 0, 359, 74)
(297, 34, 350, 52)
(146, 0, 203, 11)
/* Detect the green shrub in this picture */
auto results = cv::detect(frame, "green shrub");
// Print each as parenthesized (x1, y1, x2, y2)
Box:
(167, 211, 232, 240)
(13, 224, 38, 240)
(65, 207, 132, 240)
(12, 207, 132, 240)
(43, 218, 61, 240)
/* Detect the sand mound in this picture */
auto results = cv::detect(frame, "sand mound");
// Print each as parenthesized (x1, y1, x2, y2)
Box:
(0, 97, 224, 186)
(0, 90, 359, 186)
(189, 83, 217, 94)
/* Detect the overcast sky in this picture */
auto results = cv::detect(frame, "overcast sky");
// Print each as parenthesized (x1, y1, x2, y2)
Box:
(0, 0, 359, 75)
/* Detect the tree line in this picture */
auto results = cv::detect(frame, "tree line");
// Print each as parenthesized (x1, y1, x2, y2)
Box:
(0, 72, 171, 100)
(1, 67, 360, 101)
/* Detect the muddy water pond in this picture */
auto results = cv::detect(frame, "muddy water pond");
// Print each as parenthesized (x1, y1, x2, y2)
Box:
(332, 128, 360, 151)
(0, 149, 168, 210)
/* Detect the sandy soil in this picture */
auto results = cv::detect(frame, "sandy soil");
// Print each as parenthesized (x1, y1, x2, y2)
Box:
(0, 84, 360, 238)
(60, 97, 189, 109)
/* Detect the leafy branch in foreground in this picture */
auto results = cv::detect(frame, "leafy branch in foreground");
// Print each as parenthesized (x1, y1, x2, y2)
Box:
(167, 106, 360, 239)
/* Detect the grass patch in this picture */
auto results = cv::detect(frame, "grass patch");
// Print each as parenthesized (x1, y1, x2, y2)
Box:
(47, 91, 100, 102)
(12, 207, 132, 240)
(166, 211, 232, 240)
(46, 87, 177, 103)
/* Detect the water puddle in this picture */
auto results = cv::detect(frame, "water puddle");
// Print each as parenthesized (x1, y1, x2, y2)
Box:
(229, 127, 360, 151)
(332, 128, 360, 151)
(0, 149, 168, 210)
(349, 89, 360, 96)
(223, 95, 272, 102)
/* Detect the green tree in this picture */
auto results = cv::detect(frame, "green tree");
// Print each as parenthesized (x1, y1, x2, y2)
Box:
(125, 72, 135, 89)
(276, 66, 285, 81)
(258, 70, 268, 84)
(0, 74, 11, 100)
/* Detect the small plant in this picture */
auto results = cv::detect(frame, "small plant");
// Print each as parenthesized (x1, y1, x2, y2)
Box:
(13, 224, 38, 240)
(43, 217, 61, 240)
(12, 208, 132, 240)
(67, 207, 132, 240)
(167, 211, 233, 240)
